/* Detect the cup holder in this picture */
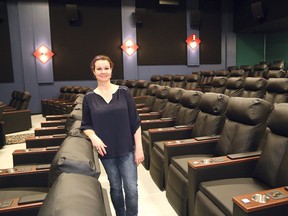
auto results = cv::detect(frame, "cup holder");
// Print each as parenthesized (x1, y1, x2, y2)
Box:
(252, 194, 269, 203)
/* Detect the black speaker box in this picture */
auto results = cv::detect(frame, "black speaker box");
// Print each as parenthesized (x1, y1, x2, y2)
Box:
(190, 10, 201, 28)
(251, 1, 264, 19)
(132, 8, 145, 26)
(66, 4, 80, 23)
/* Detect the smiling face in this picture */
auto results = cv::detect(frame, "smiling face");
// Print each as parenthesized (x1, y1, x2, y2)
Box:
(93, 60, 112, 83)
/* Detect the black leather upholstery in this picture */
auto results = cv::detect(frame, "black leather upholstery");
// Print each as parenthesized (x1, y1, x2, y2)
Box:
(38, 173, 112, 216)
(264, 78, 288, 104)
(229, 69, 245, 77)
(209, 77, 228, 94)
(242, 77, 267, 98)
(166, 97, 272, 216)
(240, 65, 253, 77)
(184, 73, 201, 90)
(171, 75, 186, 88)
(223, 77, 244, 97)
(193, 103, 288, 216)
(161, 74, 174, 86)
(149, 93, 229, 191)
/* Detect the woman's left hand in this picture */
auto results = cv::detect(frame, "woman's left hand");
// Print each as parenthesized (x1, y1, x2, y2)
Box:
(135, 148, 144, 166)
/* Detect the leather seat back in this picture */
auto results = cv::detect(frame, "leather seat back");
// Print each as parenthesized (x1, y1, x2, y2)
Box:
(224, 77, 244, 97)
(191, 93, 229, 137)
(161, 87, 184, 118)
(134, 80, 150, 96)
(143, 84, 159, 107)
(242, 77, 267, 98)
(150, 75, 162, 85)
(171, 75, 186, 88)
(209, 77, 227, 94)
(215, 69, 229, 77)
(264, 78, 288, 104)
(215, 97, 272, 156)
(226, 66, 239, 71)
(125, 80, 138, 96)
(150, 85, 170, 112)
(175, 90, 203, 126)
(240, 65, 253, 77)
(161, 74, 174, 86)
(253, 103, 288, 188)
(251, 63, 269, 78)
(8, 90, 19, 107)
(229, 69, 245, 77)
(200, 70, 215, 86)
(17, 91, 31, 110)
(184, 73, 201, 90)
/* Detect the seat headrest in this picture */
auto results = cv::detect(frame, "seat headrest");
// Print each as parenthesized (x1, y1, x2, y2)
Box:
(199, 93, 229, 116)
(147, 84, 159, 96)
(267, 103, 288, 137)
(227, 66, 239, 71)
(125, 80, 137, 88)
(240, 65, 252, 71)
(226, 97, 272, 125)
(136, 80, 150, 88)
(226, 77, 245, 89)
(167, 88, 183, 103)
(254, 64, 268, 71)
(150, 75, 162, 81)
(243, 77, 267, 90)
(266, 70, 286, 78)
(173, 75, 186, 81)
(202, 70, 215, 76)
(215, 70, 229, 76)
(266, 78, 288, 93)
(229, 69, 244, 77)
(180, 90, 203, 109)
(269, 60, 285, 70)
(211, 77, 227, 87)
(162, 74, 174, 81)
(156, 85, 170, 99)
(186, 73, 201, 82)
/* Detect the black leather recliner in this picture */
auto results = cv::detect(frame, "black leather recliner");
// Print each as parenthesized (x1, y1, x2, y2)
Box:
(136, 84, 158, 109)
(209, 77, 228, 94)
(184, 73, 202, 90)
(165, 97, 272, 216)
(223, 77, 245, 97)
(264, 78, 288, 104)
(192, 103, 288, 216)
(149, 93, 229, 191)
(38, 173, 112, 216)
(141, 90, 203, 170)
(139, 87, 183, 121)
(241, 77, 267, 98)
(171, 75, 186, 88)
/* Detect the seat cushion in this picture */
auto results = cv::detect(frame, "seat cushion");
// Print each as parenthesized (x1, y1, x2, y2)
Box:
(171, 154, 214, 178)
(198, 178, 269, 216)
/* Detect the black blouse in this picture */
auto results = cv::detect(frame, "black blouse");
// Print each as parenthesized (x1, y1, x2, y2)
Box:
(81, 86, 141, 159)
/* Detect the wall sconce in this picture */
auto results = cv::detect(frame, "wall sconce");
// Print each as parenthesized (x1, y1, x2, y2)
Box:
(121, 38, 138, 56)
(186, 34, 201, 50)
(33, 44, 54, 64)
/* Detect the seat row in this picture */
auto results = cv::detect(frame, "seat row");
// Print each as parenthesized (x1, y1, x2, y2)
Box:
(41, 85, 92, 117)
(137, 86, 288, 215)
(0, 117, 112, 215)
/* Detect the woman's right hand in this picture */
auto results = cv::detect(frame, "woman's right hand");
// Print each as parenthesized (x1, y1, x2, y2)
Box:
(91, 136, 107, 156)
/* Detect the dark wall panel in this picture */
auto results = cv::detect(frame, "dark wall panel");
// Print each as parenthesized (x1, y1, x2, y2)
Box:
(136, 0, 187, 65)
(49, 0, 123, 81)
(199, 0, 221, 64)
(0, 0, 14, 83)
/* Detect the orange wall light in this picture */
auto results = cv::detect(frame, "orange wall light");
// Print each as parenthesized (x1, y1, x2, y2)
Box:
(121, 38, 138, 56)
(33, 44, 54, 64)
(186, 34, 201, 50)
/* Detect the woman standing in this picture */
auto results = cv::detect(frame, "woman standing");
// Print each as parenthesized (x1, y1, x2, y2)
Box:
(81, 55, 144, 216)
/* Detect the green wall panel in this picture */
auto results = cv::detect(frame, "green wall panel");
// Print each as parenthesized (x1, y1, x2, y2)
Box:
(236, 33, 264, 66)
(266, 31, 288, 67)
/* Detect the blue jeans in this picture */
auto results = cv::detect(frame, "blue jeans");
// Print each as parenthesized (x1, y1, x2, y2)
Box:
(101, 151, 138, 216)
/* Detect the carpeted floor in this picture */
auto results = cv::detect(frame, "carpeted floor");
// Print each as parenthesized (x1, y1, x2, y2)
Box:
(5, 132, 34, 145)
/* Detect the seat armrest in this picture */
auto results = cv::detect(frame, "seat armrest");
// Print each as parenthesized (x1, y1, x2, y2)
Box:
(0, 166, 49, 188)
(41, 119, 67, 127)
(45, 114, 69, 121)
(139, 112, 161, 120)
(148, 126, 194, 147)
(26, 135, 65, 148)
(34, 126, 66, 136)
(141, 119, 175, 130)
(233, 187, 288, 216)
(163, 137, 219, 183)
(187, 155, 259, 214)
(137, 107, 151, 113)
